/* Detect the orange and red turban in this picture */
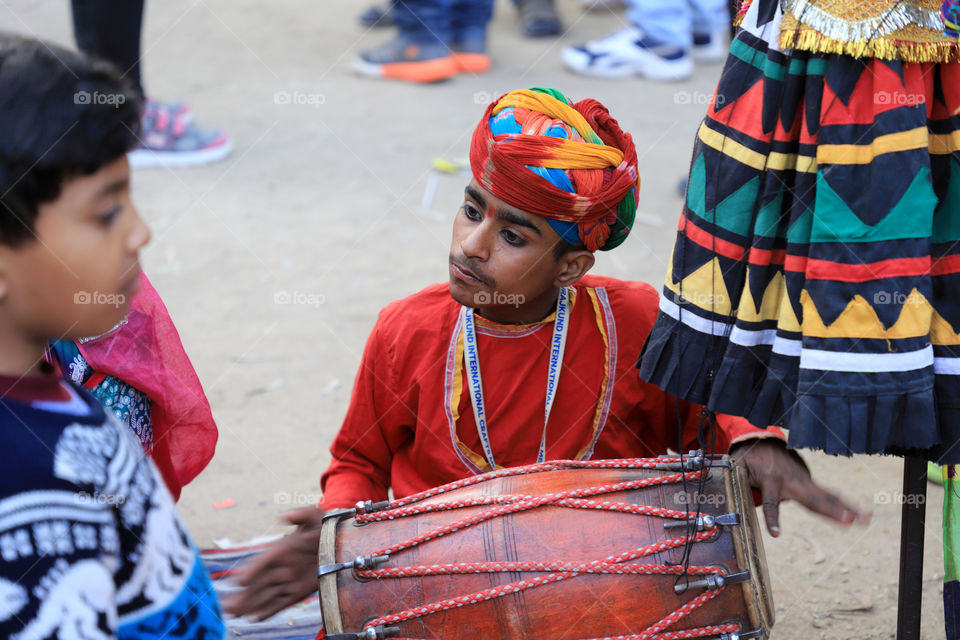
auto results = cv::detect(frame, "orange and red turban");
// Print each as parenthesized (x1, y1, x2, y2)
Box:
(469, 87, 641, 252)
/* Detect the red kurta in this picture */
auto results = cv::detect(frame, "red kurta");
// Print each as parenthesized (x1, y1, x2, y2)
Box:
(321, 275, 783, 509)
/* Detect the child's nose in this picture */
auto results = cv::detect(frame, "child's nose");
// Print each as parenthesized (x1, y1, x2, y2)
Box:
(127, 207, 151, 252)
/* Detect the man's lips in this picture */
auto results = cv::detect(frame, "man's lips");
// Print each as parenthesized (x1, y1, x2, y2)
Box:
(451, 260, 486, 285)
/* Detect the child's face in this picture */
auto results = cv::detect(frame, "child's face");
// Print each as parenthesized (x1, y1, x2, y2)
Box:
(0, 156, 150, 341)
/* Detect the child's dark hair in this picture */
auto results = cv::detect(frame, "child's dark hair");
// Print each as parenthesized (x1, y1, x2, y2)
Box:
(0, 33, 142, 246)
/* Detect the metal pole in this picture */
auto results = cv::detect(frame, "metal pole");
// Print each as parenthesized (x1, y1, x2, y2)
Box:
(896, 455, 928, 639)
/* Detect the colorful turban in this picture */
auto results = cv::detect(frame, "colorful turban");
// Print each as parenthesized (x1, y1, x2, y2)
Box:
(469, 87, 641, 252)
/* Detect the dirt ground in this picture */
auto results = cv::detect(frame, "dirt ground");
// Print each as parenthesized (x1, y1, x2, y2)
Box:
(3, 1, 949, 637)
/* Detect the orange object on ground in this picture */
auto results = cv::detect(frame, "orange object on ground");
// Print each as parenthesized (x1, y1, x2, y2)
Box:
(453, 52, 491, 73)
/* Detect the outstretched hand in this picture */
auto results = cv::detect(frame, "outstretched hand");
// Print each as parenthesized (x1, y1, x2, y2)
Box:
(729, 438, 869, 537)
(224, 506, 326, 621)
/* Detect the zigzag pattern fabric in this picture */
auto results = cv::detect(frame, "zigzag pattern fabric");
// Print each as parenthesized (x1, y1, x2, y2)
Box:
(638, 0, 960, 463)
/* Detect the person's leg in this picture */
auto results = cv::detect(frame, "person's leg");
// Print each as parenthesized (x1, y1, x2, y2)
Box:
(626, 0, 691, 48)
(71, 0, 145, 97)
(392, 0, 454, 46)
(688, 0, 730, 60)
(515, 0, 561, 38)
(451, 0, 493, 72)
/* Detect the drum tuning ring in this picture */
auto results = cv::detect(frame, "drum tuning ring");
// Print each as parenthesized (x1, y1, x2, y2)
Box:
(353, 554, 390, 570)
(364, 625, 401, 639)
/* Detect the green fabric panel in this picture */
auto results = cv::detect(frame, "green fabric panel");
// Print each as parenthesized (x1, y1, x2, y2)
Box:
(687, 153, 707, 219)
(687, 153, 760, 238)
(713, 176, 761, 237)
(786, 207, 812, 244)
(933, 159, 960, 244)
(753, 192, 784, 238)
(729, 38, 785, 80)
(810, 167, 936, 242)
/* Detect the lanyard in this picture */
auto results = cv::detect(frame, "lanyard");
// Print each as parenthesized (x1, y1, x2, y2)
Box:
(459, 287, 571, 470)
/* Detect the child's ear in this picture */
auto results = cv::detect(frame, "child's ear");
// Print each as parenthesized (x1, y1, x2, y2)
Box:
(554, 250, 595, 289)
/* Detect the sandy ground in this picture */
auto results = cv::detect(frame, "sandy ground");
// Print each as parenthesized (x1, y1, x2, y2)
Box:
(2, 1, 950, 637)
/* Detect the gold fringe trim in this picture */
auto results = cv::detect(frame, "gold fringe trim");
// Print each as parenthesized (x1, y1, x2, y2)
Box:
(732, 0, 752, 27)
(780, 26, 960, 62)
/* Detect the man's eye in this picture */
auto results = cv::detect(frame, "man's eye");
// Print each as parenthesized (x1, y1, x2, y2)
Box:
(462, 205, 481, 221)
(502, 229, 524, 246)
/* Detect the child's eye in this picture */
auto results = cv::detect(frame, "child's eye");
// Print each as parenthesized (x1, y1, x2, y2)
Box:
(501, 229, 524, 246)
(98, 206, 122, 226)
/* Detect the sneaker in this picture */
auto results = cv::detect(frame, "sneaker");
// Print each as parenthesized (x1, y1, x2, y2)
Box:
(562, 27, 693, 81)
(358, 4, 394, 28)
(517, 0, 561, 37)
(452, 26, 491, 74)
(354, 35, 458, 83)
(692, 30, 728, 62)
(129, 99, 233, 168)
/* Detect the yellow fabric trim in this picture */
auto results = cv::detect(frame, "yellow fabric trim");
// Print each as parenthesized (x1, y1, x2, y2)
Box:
(932, 309, 960, 346)
(930, 131, 960, 155)
(698, 123, 817, 173)
(817, 128, 930, 165)
(575, 288, 612, 461)
(664, 254, 734, 316)
(800, 288, 932, 339)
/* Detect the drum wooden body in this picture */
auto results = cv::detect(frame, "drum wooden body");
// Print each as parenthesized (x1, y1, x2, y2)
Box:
(319, 458, 773, 639)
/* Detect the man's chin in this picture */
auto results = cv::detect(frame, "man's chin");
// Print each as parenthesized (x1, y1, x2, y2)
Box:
(448, 279, 474, 307)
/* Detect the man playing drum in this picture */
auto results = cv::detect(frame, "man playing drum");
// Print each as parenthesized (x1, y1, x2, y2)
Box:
(226, 87, 865, 621)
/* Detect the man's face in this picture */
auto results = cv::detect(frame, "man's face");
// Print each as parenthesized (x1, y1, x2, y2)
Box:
(449, 179, 569, 318)
(0, 156, 150, 341)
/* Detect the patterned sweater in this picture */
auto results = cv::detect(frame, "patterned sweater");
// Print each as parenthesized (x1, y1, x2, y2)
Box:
(0, 372, 224, 639)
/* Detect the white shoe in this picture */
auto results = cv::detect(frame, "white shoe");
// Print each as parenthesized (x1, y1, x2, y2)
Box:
(562, 27, 694, 81)
(691, 30, 728, 63)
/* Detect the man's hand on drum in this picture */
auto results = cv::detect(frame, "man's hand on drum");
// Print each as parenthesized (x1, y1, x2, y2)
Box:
(224, 506, 326, 620)
(729, 438, 869, 537)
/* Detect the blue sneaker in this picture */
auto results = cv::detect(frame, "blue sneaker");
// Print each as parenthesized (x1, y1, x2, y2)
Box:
(562, 27, 693, 81)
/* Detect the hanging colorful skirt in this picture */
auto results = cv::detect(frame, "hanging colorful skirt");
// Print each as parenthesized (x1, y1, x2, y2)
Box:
(638, 0, 960, 463)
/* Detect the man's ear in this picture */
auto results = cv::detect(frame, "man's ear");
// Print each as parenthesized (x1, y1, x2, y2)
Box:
(554, 249, 595, 288)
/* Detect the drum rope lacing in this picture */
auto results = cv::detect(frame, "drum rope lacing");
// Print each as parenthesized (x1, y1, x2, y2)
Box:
(328, 458, 744, 640)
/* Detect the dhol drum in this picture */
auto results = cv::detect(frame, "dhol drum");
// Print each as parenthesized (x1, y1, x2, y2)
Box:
(318, 454, 773, 640)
